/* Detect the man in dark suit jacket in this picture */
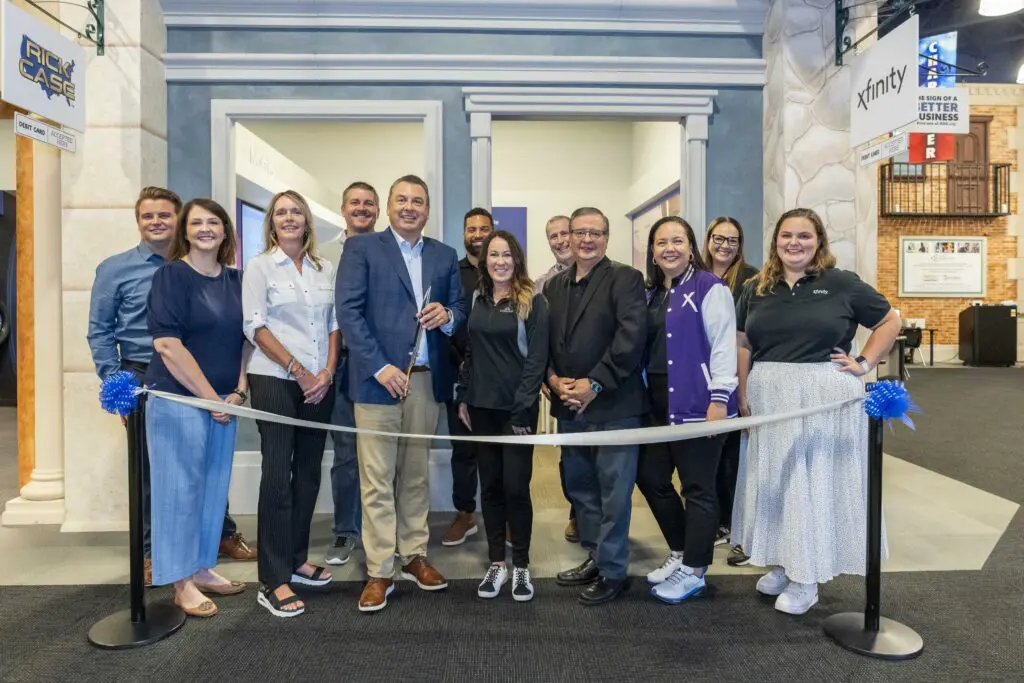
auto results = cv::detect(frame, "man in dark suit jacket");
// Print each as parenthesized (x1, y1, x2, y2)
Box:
(337, 174, 466, 613)
(544, 206, 647, 606)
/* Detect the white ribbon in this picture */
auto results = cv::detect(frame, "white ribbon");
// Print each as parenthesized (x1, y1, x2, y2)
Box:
(143, 388, 861, 448)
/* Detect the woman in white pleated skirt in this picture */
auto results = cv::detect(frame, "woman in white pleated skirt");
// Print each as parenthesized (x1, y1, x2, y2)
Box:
(733, 208, 901, 615)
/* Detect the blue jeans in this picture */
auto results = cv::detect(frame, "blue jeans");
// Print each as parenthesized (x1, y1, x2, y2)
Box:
(330, 358, 361, 539)
(146, 395, 238, 586)
(121, 360, 236, 557)
(560, 414, 640, 580)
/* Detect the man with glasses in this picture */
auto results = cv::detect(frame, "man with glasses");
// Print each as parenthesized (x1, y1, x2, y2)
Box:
(543, 207, 647, 606)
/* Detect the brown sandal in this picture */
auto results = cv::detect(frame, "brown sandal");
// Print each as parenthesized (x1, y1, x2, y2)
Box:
(195, 580, 246, 596)
(174, 595, 219, 618)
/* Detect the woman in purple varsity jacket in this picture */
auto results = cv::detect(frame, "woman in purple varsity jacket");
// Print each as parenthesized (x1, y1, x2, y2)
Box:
(636, 216, 738, 605)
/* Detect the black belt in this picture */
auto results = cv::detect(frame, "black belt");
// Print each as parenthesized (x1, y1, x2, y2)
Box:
(409, 365, 430, 374)
(120, 359, 149, 376)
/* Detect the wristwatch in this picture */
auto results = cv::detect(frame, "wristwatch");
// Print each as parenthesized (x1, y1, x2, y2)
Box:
(231, 388, 249, 403)
(589, 380, 603, 395)
(854, 355, 870, 374)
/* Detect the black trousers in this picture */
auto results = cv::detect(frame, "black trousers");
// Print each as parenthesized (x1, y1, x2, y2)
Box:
(249, 374, 335, 587)
(469, 405, 536, 567)
(446, 399, 477, 513)
(636, 374, 725, 569)
(716, 430, 741, 528)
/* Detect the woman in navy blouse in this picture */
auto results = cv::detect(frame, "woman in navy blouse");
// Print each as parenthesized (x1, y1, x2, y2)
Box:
(637, 216, 738, 605)
(144, 198, 253, 618)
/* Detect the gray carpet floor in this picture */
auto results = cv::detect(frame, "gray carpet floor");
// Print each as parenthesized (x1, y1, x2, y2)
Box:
(0, 369, 1021, 683)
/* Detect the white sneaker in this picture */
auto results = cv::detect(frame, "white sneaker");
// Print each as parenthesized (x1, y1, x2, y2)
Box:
(650, 567, 706, 604)
(477, 563, 508, 599)
(646, 551, 684, 585)
(775, 581, 818, 615)
(755, 567, 789, 596)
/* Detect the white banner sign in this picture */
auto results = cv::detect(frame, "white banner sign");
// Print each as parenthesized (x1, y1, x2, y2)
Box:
(0, 0, 86, 132)
(850, 14, 919, 149)
(899, 236, 986, 298)
(14, 111, 76, 152)
(909, 87, 970, 134)
(859, 132, 908, 166)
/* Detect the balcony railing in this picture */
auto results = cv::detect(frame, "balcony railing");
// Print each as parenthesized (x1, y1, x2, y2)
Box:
(880, 162, 1012, 217)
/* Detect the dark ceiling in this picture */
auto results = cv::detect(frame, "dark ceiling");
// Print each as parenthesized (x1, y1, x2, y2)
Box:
(878, 0, 1024, 83)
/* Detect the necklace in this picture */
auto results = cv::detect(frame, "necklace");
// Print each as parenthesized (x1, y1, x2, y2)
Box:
(184, 255, 222, 277)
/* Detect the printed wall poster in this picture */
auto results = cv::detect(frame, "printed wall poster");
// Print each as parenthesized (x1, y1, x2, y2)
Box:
(899, 236, 986, 297)
(492, 207, 528, 254)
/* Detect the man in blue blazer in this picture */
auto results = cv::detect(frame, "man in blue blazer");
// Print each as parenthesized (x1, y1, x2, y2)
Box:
(337, 174, 466, 613)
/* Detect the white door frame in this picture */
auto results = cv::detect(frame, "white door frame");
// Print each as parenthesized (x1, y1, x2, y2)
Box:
(210, 99, 445, 238)
(462, 87, 716, 240)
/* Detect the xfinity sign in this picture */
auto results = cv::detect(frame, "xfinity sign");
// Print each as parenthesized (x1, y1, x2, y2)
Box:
(850, 14, 919, 149)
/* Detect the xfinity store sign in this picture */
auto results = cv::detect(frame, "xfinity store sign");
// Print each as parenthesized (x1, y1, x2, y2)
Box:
(0, 0, 86, 132)
(850, 14, 919, 149)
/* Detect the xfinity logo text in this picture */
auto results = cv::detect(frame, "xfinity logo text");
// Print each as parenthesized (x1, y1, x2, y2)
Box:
(813, 289, 829, 295)
(856, 65, 908, 112)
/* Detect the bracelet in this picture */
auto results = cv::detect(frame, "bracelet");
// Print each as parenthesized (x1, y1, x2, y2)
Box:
(230, 388, 248, 403)
(285, 357, 297, 376)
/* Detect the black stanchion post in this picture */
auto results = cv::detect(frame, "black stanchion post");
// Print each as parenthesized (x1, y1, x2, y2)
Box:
(822, 408, 923, 660)
(88, 395, 186, 649)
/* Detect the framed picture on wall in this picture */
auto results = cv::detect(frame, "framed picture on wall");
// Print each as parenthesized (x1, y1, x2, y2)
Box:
(898, 235, 986, 297)
(627, 184, 681, 273)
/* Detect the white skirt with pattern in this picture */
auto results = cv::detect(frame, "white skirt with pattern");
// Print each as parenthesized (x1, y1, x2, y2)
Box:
(731, 361, 887, 585)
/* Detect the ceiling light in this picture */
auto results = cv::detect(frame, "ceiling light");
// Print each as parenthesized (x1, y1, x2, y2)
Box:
(978, 0, 1024, 16)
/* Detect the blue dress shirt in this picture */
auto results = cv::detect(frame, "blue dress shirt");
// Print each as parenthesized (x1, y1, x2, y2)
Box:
(87, 242, 165, 379)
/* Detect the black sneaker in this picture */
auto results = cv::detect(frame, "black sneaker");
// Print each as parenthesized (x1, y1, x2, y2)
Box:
(512, 566, 534, 602)
(727, 544, 751, 567)
(715, 526, 731, 546)
(325, 536, 356, 566)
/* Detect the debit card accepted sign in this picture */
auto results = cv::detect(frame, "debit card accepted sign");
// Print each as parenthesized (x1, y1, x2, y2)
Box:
(14, 112, 77, 153)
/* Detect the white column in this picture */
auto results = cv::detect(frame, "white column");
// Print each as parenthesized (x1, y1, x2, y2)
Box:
(684, 114, 709, 243)
(1, 143, 65, 526)
(470, 112, 492, 210)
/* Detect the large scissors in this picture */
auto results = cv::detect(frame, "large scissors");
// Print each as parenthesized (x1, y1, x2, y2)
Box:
(404, 285, 433, 387)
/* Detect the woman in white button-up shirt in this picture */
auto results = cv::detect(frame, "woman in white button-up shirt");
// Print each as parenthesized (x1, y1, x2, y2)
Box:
(242, 190, 341, 618)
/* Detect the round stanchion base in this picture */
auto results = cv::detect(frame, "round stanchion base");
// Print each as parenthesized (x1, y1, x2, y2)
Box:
(88, 603, 186, 650)
(823, 612, 924, 661)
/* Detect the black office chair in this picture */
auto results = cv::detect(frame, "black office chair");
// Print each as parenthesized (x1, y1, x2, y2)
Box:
(901, 327, 922, 365)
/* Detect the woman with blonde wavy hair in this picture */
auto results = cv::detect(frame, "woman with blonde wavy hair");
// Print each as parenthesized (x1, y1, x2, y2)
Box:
(456, 230, 549, 603)
(242, 189, 341, 617)
(733, 208, 900, 616)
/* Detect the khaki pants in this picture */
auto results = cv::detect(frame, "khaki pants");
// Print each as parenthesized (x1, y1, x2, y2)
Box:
(355, 371, 440, 579)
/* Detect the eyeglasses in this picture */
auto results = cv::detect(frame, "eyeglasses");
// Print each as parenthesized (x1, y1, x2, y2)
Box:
(710, 235, 740, 247)
(571, 229, 607, 240)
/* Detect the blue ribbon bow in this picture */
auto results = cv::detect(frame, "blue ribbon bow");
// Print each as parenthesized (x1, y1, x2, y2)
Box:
(99, 370, 141, 417)
(864, 380, 918, 430)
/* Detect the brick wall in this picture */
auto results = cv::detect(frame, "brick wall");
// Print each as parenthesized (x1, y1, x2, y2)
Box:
(877, 105, 1019, 345)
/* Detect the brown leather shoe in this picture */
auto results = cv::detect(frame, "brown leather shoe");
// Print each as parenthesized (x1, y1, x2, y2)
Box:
(564, 518, 580, 544)
(400, 555, 448, 591)
(358, 578, 394, 613)
(219, 533, 257, 561)
(441, 511, 478, 546)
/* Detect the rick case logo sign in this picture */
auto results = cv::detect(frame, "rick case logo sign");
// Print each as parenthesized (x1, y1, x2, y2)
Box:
(18, 35, 77, 105)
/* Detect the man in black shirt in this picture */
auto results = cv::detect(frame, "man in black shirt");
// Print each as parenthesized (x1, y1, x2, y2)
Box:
(442, 207, 493, 546)
(544, 207, 647, 605)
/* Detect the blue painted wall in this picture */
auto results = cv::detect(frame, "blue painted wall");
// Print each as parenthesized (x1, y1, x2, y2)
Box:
(166, 29, 764, 258)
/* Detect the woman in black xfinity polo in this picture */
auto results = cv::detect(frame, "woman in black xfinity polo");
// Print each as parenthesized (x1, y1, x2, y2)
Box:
(457, 230, 549, 603)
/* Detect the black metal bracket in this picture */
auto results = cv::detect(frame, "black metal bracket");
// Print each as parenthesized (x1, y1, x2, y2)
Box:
(836, 0, 917, 67)
(23, 1, 105, 56)
(918, 55, 989, 79)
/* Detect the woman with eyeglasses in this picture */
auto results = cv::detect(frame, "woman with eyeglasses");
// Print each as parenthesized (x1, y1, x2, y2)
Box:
(701, 217, 759, 568)
(638, 216, 738, 604)
(243, 190, 340, 618)
(457, 230, 548, 603)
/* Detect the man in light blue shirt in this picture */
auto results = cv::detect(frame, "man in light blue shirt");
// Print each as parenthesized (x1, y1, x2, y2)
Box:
(337, 174, 465, 612)
(87, 186, 255, 583)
